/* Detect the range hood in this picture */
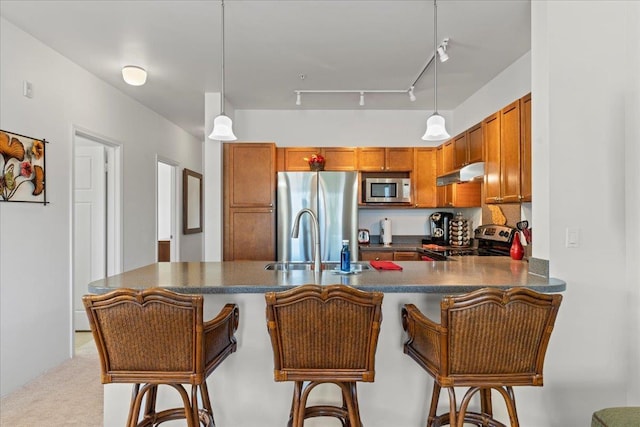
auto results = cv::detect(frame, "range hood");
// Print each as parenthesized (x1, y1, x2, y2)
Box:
(436, 162, 485, 187)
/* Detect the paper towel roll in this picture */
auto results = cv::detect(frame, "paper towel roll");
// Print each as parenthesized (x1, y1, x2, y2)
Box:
(381, 218, 392, 245)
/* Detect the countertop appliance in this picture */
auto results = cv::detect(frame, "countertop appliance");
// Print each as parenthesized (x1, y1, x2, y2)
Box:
(277, 171, 358, 262)
(429, 212, 454, 244)
(364, 177, 411, 204)
(422, 224, 517, 257)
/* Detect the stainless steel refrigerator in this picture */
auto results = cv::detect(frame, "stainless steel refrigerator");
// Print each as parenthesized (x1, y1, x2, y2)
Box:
(277, 171, 358, 263)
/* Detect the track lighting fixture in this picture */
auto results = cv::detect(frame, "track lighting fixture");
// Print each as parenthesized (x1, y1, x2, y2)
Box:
(209, 0, 237, 141)
(437, 38, 449, 62)
(296, 91, 301, 106)
(359, 92, 365, 106)
(408, 86, 416, 102)
(422, 0, 450, 142)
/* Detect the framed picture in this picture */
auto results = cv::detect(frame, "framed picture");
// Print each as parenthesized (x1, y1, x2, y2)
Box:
(1, 130, 47, 204)
(183, 168, 203, 234)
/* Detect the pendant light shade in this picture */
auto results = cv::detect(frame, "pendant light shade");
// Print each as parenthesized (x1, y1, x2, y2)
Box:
(422, 0, 450, 142)
(209, 114, 237, 141)
(209, 0, 237, 141)
(422, 113, 449, 141)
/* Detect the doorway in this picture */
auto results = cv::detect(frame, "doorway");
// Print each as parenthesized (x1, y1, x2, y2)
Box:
(157, 158, 179, 262)
(72, 130, 121, 332)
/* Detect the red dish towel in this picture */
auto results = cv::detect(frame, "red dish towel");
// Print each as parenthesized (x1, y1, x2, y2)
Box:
(370, 261, 403, 271)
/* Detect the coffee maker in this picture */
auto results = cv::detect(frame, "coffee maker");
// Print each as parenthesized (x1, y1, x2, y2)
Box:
(429, 212, 454, 245)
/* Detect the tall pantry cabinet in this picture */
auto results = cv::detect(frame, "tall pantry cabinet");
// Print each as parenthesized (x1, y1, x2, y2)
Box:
(223, 143, 276, 261)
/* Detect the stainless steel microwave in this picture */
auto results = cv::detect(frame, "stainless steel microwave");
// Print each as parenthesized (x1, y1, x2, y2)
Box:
(364, 178, 411, 203)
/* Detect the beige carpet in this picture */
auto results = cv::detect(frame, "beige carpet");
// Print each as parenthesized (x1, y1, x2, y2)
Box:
(0, 340, 103, 426)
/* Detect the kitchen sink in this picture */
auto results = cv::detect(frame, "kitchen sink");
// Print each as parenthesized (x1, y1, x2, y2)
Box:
(264, 262, 371, 272)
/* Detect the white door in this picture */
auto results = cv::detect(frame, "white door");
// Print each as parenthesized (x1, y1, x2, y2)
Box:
(157, 160, 178, 261)
(73, 143, 106, 330)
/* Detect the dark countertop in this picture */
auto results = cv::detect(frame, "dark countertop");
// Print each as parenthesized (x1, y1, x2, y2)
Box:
(88, 259, 566, 294)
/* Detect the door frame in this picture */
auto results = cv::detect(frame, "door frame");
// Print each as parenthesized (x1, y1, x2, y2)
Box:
(156, 156, 180, 262)
(70, 126, 123, 349)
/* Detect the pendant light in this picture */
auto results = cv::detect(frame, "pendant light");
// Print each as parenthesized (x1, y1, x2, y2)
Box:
(422, 0, 450, 142)
(209, 0, 237, 141)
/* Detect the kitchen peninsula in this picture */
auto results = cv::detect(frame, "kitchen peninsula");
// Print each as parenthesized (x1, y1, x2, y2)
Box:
(89, 259, 565, 427)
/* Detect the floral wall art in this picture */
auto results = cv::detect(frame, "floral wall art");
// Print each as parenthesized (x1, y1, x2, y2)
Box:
(0, 130, 47, 204)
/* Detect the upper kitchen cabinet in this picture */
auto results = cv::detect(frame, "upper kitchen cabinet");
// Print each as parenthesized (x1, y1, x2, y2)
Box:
(453, 123, 483, 170)
(413, 148, 437, 208)
(321, 147, 358, 171)
(441, 140, 455, 174)
(358, 147, 414, 171)
(223, 143, 276, 261)
(483, 94, 531, 204)
(440, 182, 482, 208)
(280, 147, 321, 171)
(279, 147, 357, 171)
(520, 93, 532, 202)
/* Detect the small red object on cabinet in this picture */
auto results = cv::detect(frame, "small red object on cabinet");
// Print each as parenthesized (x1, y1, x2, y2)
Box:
(510, 232, 524, 260)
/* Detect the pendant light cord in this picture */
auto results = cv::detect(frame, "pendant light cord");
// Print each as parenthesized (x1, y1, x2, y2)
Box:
(433, 0, 438, 114)
(220, 0, 226, 115)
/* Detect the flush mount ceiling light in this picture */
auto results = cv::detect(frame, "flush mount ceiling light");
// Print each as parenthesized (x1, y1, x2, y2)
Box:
(121, 65, 147, 86)
(209, 0, 237, 141)
(422, 0, 450, 142)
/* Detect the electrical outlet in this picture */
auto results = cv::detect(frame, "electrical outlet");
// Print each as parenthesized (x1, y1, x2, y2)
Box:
(565, 228, 580, 248)
(23, 80, 33, 98)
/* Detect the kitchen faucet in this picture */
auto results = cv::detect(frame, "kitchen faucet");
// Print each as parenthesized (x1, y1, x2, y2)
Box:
(291, 208, 321, 272)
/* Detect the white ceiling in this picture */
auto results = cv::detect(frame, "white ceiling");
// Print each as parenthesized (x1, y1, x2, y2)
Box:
(0, 0, 531, 139)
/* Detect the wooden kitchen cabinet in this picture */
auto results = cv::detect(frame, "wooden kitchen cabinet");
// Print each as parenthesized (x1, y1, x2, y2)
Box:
(279, 147, 357, 171)
(321, 147, 358, 171)
(441, 140, 455, 174)
(223, 143, 276, 260)
(440, 182, 481, 208)
(358, 147, 414, 171)
(435, 146, 446, 206)
(520, 93, 532, 202)
(453, 123, 483, 170)
(360, 251, 394, 261)
(393, 251, 421, 261)
(413, 148, 437, 207)
(483, 94, 531, 204)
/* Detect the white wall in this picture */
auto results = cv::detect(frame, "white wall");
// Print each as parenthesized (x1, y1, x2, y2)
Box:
(157, 162, 172, 240)
(527, 2, 640, 425)
(0, 18, 203, 396)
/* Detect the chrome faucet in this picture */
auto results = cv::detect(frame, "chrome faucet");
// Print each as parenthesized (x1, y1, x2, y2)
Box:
(291, 208, 321, 272)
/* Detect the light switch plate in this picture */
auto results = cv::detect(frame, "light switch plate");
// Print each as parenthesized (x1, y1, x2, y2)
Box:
(566, 228, 580, 248)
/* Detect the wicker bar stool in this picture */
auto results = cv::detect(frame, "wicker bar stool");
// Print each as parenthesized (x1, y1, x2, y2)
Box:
(265, 284, 383, 427)
(401, 287, 562, 427)
(83, 288, 239, 427)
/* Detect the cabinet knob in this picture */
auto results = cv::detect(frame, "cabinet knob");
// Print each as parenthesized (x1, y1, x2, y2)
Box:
(375, 257, 380, 261)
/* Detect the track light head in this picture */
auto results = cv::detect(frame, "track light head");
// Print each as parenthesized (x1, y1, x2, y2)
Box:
(359, 92, 365, 106)
(296, 91, 301, 106)
(408, 87, 416, 102)
(437, 38, 449, 62)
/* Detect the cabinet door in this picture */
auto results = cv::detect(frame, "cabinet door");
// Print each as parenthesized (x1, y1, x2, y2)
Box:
(500, 100, 522, 203)
(442, 140, 455, 174)
(358, 148, 386, 171)
(360, 251, 394, 261)
(520, 93, 532, 202)
(386, 148, 414, 171)
(394, 251, 420, 261)
(453, 132, 467, 170)
(322, 147, 358, 171)
(413, 148, 437, 207)
(467, 123, 483, 164)
(451, 182, 481, 207)
(225, 208, 275, 261)
(225, 143, 275, 207)
(483, 112, 501, 203)
(435, 146, 446, 206)
(283, 147, 320, 171)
